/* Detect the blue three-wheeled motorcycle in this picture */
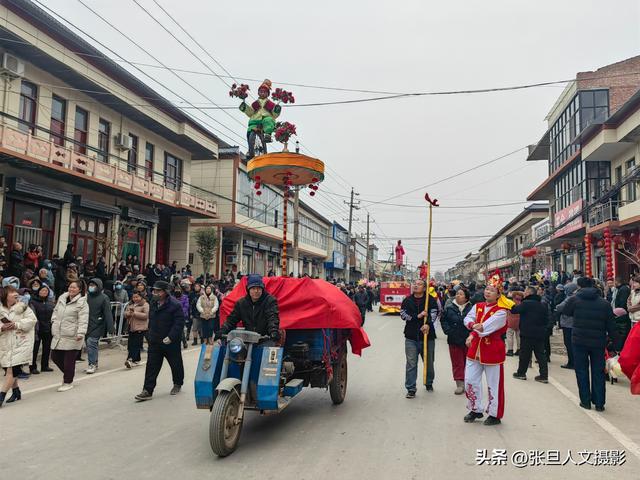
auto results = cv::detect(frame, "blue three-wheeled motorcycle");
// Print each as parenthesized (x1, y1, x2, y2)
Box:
(194, 327, 350, 456)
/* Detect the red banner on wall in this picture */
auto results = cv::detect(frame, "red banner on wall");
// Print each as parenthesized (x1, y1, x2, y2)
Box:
(552, 199, 583, 238)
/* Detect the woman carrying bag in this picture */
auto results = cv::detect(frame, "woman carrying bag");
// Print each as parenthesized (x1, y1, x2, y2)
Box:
(0, 285, 37, 407)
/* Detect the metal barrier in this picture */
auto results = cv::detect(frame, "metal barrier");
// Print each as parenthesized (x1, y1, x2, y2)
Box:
(100, 301, 129, 351)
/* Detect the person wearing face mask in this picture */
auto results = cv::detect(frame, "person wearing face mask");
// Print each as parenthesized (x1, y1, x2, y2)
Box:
(29, 285, 55, 374)
(172, 286, 190, 349)
(84, 278, 114, 374)
(134, 281, 185, 401)
(0, 285, 37, 407)
(190, 282, 203, 346)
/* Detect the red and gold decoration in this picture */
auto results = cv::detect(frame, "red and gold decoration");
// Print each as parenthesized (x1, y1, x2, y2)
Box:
(247, 153, 325, 275)
(584, 234, 593, 277)
(229, 83, 250, 99)
(604, 227, 614, 281)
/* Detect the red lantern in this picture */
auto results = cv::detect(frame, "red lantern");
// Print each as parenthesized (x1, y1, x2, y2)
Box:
(256, 190, 262, 196)
(309, 191, 316, 197)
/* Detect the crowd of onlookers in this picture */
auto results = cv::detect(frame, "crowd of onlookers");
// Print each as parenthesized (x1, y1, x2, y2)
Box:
(0, 237, 253, 407)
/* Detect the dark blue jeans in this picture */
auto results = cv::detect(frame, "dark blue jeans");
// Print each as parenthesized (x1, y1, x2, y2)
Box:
(573, 343, 606, 407)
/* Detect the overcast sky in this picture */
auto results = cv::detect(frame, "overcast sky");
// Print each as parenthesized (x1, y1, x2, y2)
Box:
(45, 0, 640, 273)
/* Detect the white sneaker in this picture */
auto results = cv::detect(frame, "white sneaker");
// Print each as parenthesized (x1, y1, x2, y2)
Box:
(124, 359, 132, 369)
(85, 364, 97, 374)
(57, 383, 74, 392)
(132, 361, 141, 367)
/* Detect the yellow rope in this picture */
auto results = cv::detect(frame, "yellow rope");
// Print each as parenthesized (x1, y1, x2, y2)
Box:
(423, 202, 433, 386)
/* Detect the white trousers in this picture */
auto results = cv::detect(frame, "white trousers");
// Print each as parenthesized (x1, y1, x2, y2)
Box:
(506, 328, 520, 351)
(464, 359, 505, 419)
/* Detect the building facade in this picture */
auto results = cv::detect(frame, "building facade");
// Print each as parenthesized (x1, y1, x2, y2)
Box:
(190, 148, 330, 278)
(527, 56, 640, 280)
(0, 1, 219, 271)
(324, 222, 348, 280)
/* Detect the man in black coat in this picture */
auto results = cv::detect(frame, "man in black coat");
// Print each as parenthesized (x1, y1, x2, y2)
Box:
(216, 274, 280, 341)
(511, 287, 550, 383)
(354, 286, 369, 325)
(400, 279, 439, 398)
(561, 277, 619, 411)
(8, 241, 24, 278)
(135, 281, 185, 401)
(612, 276, 631, 310)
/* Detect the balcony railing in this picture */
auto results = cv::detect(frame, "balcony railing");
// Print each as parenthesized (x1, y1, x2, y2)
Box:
(588, 200, 627, 227)
(0, 123, 217, 217)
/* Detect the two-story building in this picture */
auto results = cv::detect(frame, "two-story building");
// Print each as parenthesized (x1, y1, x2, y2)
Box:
(324, 222, 348, 280)
(477, 203, 549, 280)
(0, 0, 220, 270)
(190, 147, 330, 278)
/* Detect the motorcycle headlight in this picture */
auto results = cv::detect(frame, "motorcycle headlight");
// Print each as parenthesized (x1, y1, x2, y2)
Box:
(229, 337, 246, 355)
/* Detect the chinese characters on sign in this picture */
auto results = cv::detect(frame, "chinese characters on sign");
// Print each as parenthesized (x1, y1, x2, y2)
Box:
(552, 199, 584, 238)
(475, 449, 626, 467)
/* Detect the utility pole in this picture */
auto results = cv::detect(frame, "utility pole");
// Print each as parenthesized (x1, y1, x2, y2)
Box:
(292, 187, 300, 277)
(365, 212, 370, 280)
(344, 187, 360, 283)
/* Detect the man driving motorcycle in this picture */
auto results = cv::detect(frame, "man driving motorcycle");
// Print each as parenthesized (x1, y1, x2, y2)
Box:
(215, 274, 280, 341)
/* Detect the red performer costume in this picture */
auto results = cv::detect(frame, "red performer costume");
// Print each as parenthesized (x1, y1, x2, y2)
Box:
(395, 240, 405, 268)
(462, 274, 513, 425)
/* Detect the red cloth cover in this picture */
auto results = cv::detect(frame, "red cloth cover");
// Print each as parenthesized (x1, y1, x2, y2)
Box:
(619, 322, 640, 395)
(220, 277, 371, 356)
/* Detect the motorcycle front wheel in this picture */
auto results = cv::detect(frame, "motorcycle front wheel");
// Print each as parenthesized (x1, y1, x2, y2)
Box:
(209, 390, 243, 457)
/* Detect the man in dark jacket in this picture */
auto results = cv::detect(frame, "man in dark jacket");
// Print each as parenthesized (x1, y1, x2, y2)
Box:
(511, 286, 550, 383)
(135, 281, 185, 401)
(354, 286, 369, 325)
(84, 278, 114, 374)
(216, 274, 280, 340)
(8, 241, 24, 278)
(611, 276, 631, 310)
(400, 279, 439, 398)
(562, 277, 619, 411)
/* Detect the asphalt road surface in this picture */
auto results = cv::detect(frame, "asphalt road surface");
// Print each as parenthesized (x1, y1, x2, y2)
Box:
(2, 310, 639, 479)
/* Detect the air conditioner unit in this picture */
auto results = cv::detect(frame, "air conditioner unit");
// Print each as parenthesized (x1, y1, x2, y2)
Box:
(0, 53, 24, 78)
(114, 133, 133, 150)
(225, 254, 238, 265)
(225, 244, 239, 253)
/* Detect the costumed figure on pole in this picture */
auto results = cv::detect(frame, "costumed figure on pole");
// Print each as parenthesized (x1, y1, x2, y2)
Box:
(462, 271, 514, 426)
(395, 240, 405, 279)
(231, 79, 296, 159)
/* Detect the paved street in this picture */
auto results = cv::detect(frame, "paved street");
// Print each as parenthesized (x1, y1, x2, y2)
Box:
(2, 311, 639, 479)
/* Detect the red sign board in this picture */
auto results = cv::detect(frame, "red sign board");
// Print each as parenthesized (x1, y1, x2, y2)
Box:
(379, 282, 411, 308)
(20, 219, 33, 226)
(552, 199, 583, 238)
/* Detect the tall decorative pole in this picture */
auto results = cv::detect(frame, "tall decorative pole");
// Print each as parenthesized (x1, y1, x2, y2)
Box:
(423, 192, 439, 386)
(282, 190, 288, 275)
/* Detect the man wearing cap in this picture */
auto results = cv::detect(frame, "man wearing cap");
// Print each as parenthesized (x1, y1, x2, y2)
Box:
(239, 79, 281, 159)
(135, 280, 185, 401)
(215, 274, 280, 342)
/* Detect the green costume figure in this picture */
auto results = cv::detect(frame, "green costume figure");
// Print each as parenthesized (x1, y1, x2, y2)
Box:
(240, 79, 281, 158)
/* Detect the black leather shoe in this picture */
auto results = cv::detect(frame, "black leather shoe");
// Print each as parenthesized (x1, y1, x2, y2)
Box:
(426, 385, 434, 392)
(483, 416, 501, 426)
(6, 388, 21, 403)
(464, 411, 484, 423)
(513, 373, 527, 380)
(595, 405, 605, 412)
(560, 364, 574, 369)
(579, 402, 591, 410)
(170, 385, 181, 395)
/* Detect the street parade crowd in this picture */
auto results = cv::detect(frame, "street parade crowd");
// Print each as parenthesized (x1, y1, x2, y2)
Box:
(398, 270, 640, 425)
(2, 233, 640, 429)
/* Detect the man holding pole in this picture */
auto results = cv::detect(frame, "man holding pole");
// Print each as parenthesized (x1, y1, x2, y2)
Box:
(462, 274, 513, 426)
(400, 279, 438, 398)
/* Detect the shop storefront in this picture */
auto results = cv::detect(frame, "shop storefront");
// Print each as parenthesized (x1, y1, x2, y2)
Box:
(120, 207, 159, 270)
(70, 196, 120, 264)
(2, 177, 72, 259)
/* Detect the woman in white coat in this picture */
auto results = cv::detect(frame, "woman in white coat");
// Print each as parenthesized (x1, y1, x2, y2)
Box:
(0, 285, 37, 407)
(51, 280, 89, 392)
(196, 285, 219, 344)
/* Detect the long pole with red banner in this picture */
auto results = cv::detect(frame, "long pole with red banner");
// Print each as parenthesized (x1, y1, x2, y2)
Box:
(423, 193, 439, 386)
